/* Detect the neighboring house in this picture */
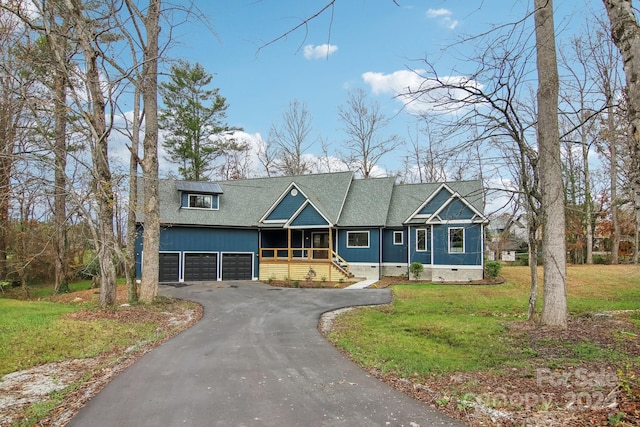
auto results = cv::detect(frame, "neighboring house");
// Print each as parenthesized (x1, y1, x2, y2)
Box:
(487, 213, 529, 261)
(136, 171, 487, 283)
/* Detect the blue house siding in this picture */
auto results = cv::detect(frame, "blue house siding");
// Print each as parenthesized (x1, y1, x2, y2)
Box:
(136, 226, 259, 279)
(432, 224, 483, 266)
(290, 204, 328, 226)
(419, 188, 452, 215)
(266, 191, 305, 220)
(382, 229, 407, 263)
(158, 227, 257, 253)
(439, 199, 476, 220)
(408, 226, 432, 265)
(337, 229, 380, 263)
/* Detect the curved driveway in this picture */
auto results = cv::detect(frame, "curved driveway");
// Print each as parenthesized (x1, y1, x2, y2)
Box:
(69, 281, 465, 426)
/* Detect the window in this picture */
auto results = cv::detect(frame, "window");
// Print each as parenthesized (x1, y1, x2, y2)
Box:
(416, 228, 429, 252)
(347, 231, 369, 248)
(449, 227, 465, 253)
(393, 231, 403, 245)
(188, 194, 217, 209)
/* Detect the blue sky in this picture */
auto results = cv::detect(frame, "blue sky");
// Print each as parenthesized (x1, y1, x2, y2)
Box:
(125, 0, 608, 184)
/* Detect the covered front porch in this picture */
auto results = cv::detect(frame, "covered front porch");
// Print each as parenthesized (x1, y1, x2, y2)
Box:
(258, 228, 353, 281)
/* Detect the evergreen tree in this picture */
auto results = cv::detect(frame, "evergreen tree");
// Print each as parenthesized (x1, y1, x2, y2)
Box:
(159, 61, 238, 181)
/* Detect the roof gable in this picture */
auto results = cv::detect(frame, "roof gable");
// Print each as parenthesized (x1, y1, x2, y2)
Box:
(417, 186, 453, 216)
(385, 181, 485, 227)
(262, 183, 307, 222)
(288, 202, 330, 227)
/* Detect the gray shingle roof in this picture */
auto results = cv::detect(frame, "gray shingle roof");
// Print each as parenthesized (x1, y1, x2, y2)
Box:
(138, 173, 485, 228)
(143, 172, 353, 227)
(337, 177, 396, 227)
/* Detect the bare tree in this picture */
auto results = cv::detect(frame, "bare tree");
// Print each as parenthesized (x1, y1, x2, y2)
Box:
(256, 136, 278, 177)
(268, 99, 315, 176)
(535, 0, 567, 328)
(40, 1, 73, 293)
(0, 5, 31, 283)
(402, 22, 544, 320)
(601, 0, 640, 265)
(217, 138, 252, 180)
(338, 88, 402, 178)
(400, 121, 452, 183)
(138, 0, 162, 303)
(559, 35, 601, 265)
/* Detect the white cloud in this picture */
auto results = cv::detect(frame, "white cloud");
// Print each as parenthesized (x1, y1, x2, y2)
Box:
(303, 44, 338, 60)
(426, 8, 459, 30)
(426, 8, 452, 18)
(362, 69, 483, 115)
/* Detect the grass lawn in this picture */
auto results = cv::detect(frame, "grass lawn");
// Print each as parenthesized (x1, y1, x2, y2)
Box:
(327, 264, 640, 425)
(0, 284, 200, 426)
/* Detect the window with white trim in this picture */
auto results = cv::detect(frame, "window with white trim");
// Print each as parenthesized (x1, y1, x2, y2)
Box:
(416, 228, 429, 252)
(393, 231, 403, 245)
(347, 231, 369, 248)
(448, 227, 465, 253)
(188, 194, 218, 209)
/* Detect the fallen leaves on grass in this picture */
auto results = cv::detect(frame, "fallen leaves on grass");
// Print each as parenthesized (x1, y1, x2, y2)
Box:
(0, 287, 202, 426)
(322, 308, 640, 426)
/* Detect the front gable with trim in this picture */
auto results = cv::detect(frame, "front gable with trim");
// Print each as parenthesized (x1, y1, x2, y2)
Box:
(262, 184, 306, 222)
(260, 183, 332, 228)
(402, 183, 487, 281)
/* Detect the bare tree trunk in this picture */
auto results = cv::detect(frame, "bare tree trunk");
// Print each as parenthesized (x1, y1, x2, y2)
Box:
(606, 83, 621, 264)
(125, 88, 141, 303)
(139, 0, 161, 303)
(40, 1, 71, 293)
(63, 0, 117, 306)
(535, 0, 567, 328)
(52, 66, 69, 294)
(527, 216, 540, 320)
(581, 113, 593, 265)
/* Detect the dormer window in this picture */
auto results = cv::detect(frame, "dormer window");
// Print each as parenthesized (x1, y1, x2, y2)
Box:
(188, 194, 217, 209)
(177, 181, 223, 210)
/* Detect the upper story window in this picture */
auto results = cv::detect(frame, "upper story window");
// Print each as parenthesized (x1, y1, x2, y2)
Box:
(448, 227, 465, 253)
(393, 231, 403, 245)
(347, 231, 370, 248)
(187, 193, 218, 210)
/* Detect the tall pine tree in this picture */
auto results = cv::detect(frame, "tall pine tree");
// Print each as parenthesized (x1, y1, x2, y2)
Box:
(159, 61, 238, 181)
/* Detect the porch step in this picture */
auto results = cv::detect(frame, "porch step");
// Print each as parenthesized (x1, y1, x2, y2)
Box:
(331, 261, 353, 279)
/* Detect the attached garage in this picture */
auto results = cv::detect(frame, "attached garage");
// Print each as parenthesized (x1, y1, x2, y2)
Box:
(158, 252, 180, 282)
(184, 253, 218, 281)
(221, 253, 253, 280)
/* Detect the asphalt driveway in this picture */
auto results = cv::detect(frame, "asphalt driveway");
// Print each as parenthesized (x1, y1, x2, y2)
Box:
(68, 281, 465, 427)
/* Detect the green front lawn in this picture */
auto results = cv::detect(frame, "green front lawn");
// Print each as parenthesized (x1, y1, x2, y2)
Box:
(328, 265, 640, 377)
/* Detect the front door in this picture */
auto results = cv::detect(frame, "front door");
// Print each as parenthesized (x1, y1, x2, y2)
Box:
(312, 232, 329, 259)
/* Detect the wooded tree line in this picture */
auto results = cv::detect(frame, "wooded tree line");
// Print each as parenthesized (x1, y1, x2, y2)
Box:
(0, 0, 637, 326)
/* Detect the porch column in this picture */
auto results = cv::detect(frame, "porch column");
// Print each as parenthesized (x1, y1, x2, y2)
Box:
(287, 227, 291, 280)
(328, 227, 333, 281)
